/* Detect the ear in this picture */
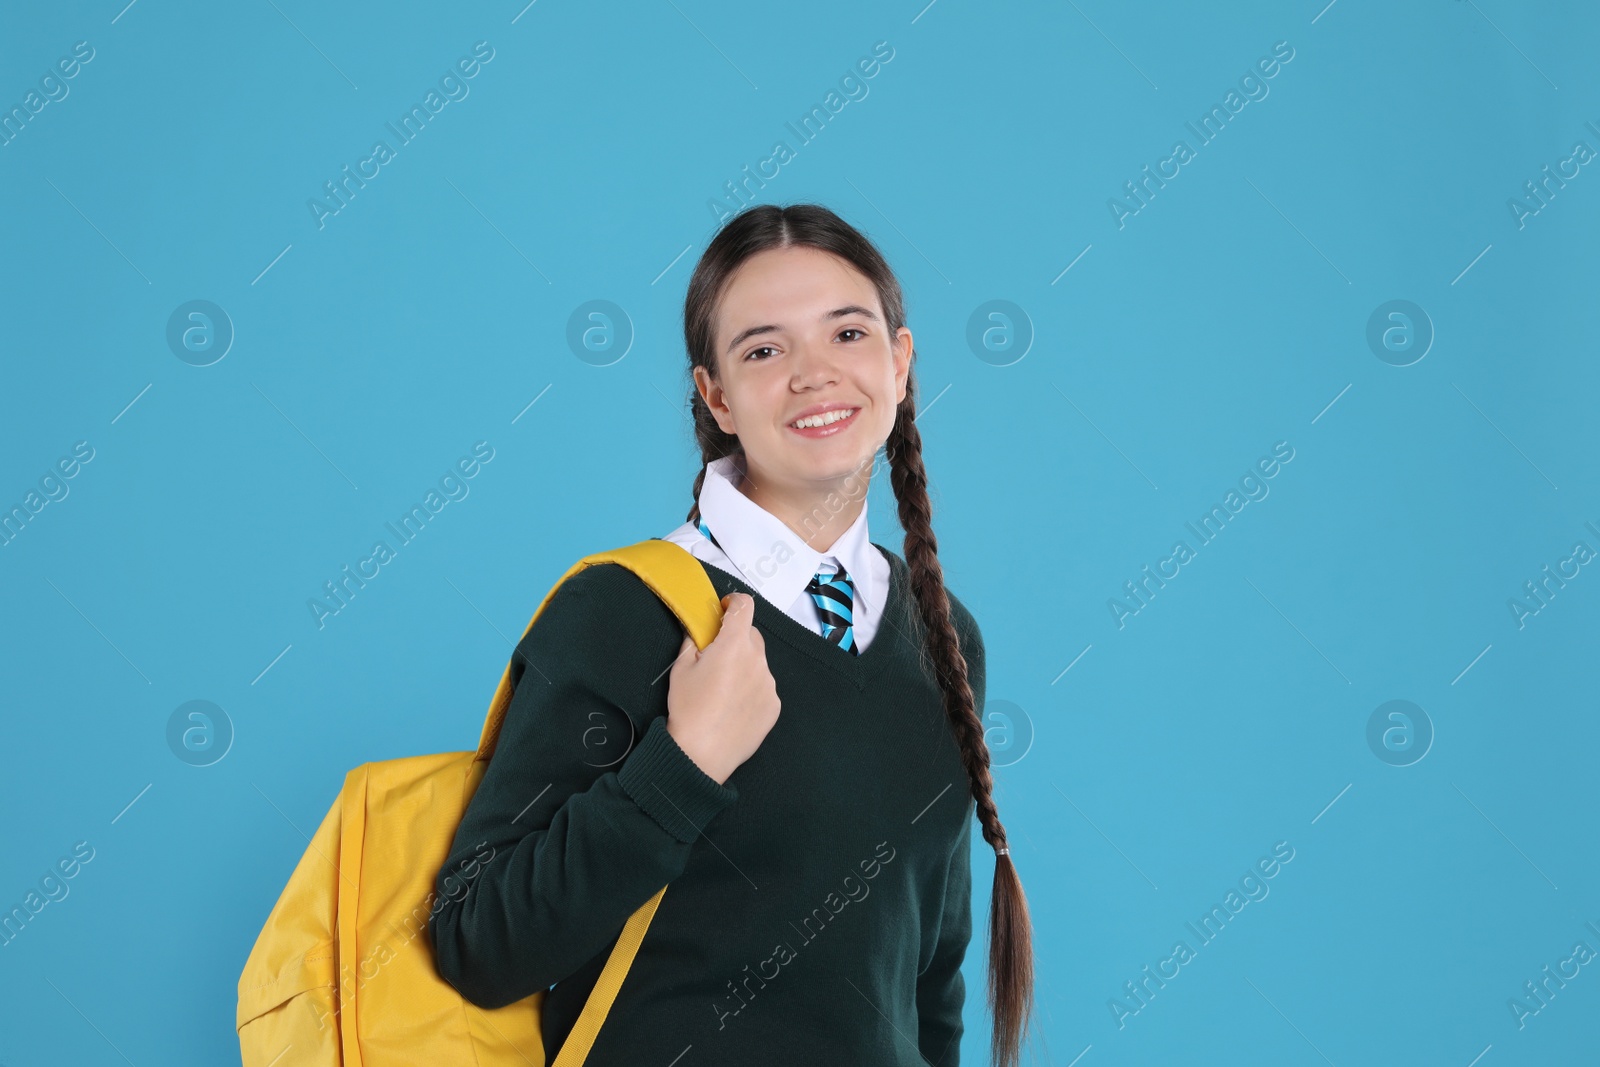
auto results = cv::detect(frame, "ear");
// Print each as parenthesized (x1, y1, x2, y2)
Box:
(693, 364, 738, 436)
(892, 326, 913, 404)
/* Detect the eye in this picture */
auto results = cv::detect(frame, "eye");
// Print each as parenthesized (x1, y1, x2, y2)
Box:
(838, 327, 866, 342)
(744, 345, 777, 362)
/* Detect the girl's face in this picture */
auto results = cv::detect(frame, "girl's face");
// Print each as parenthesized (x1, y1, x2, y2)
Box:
(695, 245, 912, 499)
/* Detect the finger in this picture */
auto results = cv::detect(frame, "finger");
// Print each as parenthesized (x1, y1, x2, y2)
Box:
(716, 592, 753, 635)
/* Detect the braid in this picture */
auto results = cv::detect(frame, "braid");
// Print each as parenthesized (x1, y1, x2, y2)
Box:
(887, 374, 1036, 1067)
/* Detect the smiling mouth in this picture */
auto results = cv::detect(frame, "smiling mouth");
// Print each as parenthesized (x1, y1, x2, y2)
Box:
(788, 407, 860, 433)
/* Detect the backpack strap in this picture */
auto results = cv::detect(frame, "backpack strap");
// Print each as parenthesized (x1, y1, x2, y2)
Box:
(471, 537, 723, 1066)
(550, 883, 669, 1067)
(473, 537, 723, 762)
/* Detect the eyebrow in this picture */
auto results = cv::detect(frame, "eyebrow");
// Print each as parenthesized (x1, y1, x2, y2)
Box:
(723, 304, 881, 356)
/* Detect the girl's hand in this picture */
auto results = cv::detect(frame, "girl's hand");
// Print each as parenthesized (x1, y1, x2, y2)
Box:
(664, 592, 780, 785)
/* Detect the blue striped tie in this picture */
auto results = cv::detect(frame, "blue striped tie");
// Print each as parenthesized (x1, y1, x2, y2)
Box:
(699, 518, 857, 654)
(807, 566, 857, 655)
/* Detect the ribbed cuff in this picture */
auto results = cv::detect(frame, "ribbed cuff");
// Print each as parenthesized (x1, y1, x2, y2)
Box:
(617, 716, 739, 843)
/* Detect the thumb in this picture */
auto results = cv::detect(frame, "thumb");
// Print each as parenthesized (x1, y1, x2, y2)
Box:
(676, 631, 699, 661)
(718, 591, 753, 628)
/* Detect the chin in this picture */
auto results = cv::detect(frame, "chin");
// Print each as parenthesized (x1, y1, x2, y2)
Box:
(800, 448, 877, 482)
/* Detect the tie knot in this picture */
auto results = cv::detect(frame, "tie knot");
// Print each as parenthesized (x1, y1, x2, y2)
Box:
(809, 566, 853, 595)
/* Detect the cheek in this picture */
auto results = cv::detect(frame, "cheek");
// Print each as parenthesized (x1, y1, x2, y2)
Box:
(721, 376, 773, 432)
(869, 368, 903, 415)
(746, 376, 791, 424)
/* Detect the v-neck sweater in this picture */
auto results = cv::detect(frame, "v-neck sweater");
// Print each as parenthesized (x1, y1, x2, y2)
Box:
(428, 543, 984, 1066)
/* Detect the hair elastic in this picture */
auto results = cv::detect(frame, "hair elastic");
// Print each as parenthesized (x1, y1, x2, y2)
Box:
(996, 847, 1010, 857)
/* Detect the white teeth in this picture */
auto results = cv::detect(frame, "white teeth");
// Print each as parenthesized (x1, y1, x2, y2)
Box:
(791, 408, 856, 429)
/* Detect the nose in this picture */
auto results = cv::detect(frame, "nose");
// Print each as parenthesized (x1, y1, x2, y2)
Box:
(789, 337, 842, 390)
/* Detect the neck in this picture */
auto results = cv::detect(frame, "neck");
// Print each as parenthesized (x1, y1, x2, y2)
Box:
(734, 453, 868, 554)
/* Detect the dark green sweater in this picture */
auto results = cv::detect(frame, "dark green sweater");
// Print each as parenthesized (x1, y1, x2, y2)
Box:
(429, 543, 983, 1066)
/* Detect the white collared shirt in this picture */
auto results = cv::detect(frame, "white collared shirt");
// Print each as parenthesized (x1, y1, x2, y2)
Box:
(661, 453, 891, 652)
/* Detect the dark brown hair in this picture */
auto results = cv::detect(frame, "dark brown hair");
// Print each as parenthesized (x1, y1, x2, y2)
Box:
(680, 203, 1035, 1067)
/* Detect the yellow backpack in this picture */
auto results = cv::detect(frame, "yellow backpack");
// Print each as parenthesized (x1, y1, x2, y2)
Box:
(236, 539, 722, 1067)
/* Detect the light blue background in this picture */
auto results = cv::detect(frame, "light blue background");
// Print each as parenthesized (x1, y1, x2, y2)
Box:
(2, 1, 1597, 1064)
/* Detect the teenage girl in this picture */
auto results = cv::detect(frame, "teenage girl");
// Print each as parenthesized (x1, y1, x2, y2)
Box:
(429, 204, 1035, 1066)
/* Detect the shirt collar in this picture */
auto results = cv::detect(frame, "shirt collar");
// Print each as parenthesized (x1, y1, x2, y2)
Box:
(697, 453, 876, 616)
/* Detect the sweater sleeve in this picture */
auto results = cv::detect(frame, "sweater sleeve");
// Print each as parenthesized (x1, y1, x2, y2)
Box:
(918, 813, 973, 1066)
(918, 594, 985, 1066)
(428, 563, 739, 1009)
